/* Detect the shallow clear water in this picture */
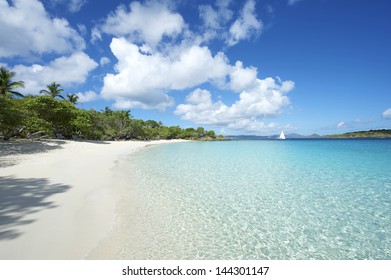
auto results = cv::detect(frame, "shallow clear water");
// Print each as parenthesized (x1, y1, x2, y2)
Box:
(121, 140, 391, 259)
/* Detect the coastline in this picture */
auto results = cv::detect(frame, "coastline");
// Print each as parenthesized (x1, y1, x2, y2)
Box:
(0, 139, 186, 259)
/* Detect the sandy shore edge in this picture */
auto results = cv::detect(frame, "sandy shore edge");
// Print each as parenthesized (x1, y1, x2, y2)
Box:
(0, 139, 186, 259)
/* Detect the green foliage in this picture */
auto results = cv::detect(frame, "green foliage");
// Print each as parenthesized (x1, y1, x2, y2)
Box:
(21, 96, 76, 136)
(23, 115, 54, 136)
(168, 126, 182, 139)
(127, 119, 146, 140)
(0, 97, 25, 140)
(159, 126, 171, 139)
(145, 119, 159, 128)
(0, 67, 221, 141)
(179, 127, 197, 139)
(84, 109, 107, 140)
(196, 127, 205, 137)
(328, 129, 391, 138)
(207, 130, 215, 138)
(71, 110, 93, 137)
(0, 95, 221, 141)
(67, 94, 79, 105)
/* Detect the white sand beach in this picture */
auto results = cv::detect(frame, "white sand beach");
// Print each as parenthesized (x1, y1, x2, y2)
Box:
(0, 139, 185, 259)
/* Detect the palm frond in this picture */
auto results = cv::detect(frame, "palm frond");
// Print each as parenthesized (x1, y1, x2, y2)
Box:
(41, 82, 65, 99)
(67, 94, 79, 104)
(9, 90, 24, 98)
(0, 66, 25, 98)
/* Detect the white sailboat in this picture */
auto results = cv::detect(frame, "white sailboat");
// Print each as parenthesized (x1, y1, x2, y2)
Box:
(278, 130, 286, 140)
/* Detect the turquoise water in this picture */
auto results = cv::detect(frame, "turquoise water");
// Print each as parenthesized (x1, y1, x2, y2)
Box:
(122, 140, 391, 259)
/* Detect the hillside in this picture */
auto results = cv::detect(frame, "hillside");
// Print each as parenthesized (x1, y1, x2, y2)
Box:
(327, 129, 391, 138)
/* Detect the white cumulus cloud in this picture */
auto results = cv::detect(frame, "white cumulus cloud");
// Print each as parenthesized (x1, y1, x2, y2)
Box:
(227, 0, 263, 46)
(75, 90, 99, 103)
(112, 97, 174, 111)
(99, 57, 111, 66)
(198, 0, 263, 46)
(12, 52, 98, 94)
(198, 0, 233, 41)
(383, 108, 391, 119)
(0, 0, 85, 58)
(175, 77, 294, 132)
(92, 0, 185, 48)
(96, 0, 293, 132)
(100, 37, 231, 110)
(230, 61, 258, 92)
(68, 0, 87, 12)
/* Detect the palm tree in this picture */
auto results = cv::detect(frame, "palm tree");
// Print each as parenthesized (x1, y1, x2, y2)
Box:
(67, 93, 79, 105)
(40, 82, 65, 99)
(103, 106, 112, 115)
(0, 66, 25, 98)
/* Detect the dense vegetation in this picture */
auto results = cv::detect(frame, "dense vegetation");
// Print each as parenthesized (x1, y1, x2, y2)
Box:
(0, 67, 221, 141)
(327, 129, 391, 138)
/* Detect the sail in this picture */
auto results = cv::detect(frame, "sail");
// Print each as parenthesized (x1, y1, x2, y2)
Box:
(279, 130, 286, 140)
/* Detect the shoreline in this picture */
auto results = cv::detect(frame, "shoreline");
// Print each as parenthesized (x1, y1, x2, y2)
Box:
(0, 139, 187, 259)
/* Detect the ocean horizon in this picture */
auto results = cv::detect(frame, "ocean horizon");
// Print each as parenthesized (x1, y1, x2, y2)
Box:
(116, 139, 390, 259)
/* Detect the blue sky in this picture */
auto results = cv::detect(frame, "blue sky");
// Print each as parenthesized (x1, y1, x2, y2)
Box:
(1, 0, 391, 135)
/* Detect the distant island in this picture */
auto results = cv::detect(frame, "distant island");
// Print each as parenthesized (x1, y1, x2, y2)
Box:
(227, 133, 323, 140)
(327, 129, 391, 138)
(227, 130, 391, 140)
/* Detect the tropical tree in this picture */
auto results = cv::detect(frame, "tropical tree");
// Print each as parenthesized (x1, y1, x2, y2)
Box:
(128, 119, 146, 140)
(108, 110, 132, 138)
(71, 110, 93, 138)
(168, 126, 182, 139)
(180, 127, 198, 139)
(67, 93, 79, 105)
(40, 82, 65, 99)
(103, 106, 113, 115)
(207, 130, 216, 138)
(196, 127, 205, 137)
(23, 96, 77, 137)
(0, 66, 25, 98)
(145, 120, 159, 128)
(0, 97, 25, 140)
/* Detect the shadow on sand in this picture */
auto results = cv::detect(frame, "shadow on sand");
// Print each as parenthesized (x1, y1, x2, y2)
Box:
(0, 140, 114, 168)
(0, 176, 71, 240)
(0, 140, 68, 157)
(0, 140, 67, 168)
